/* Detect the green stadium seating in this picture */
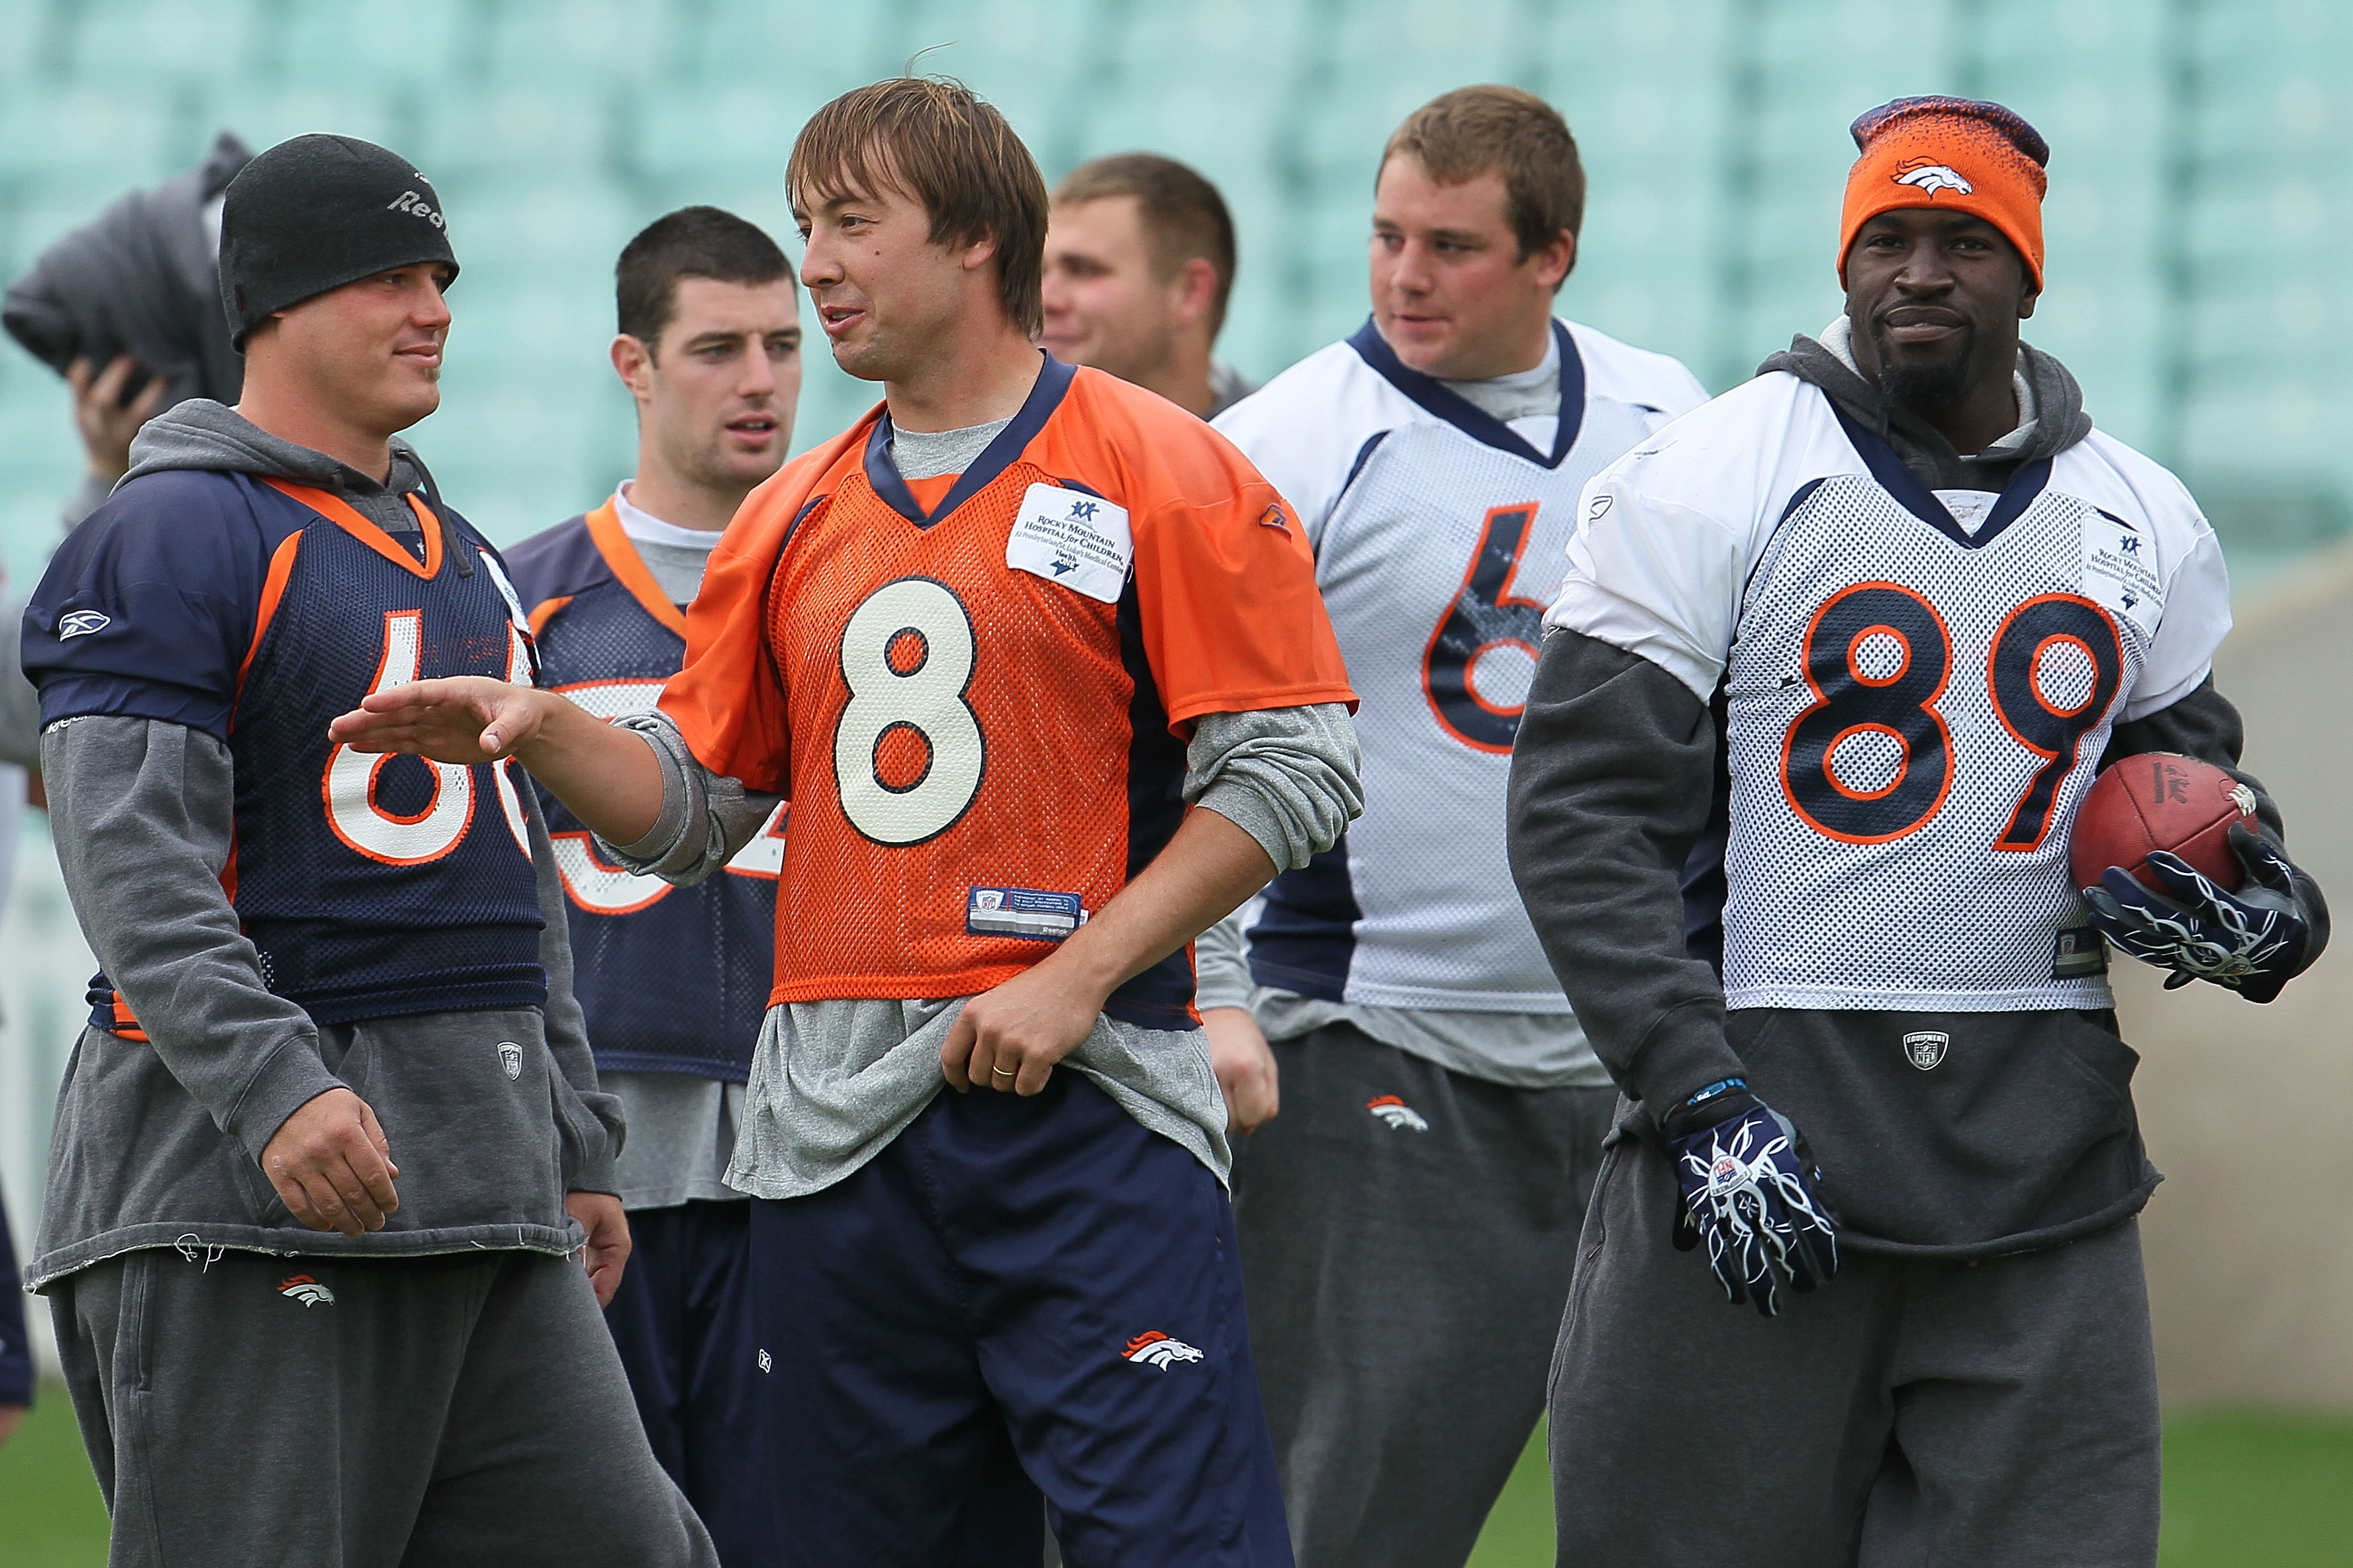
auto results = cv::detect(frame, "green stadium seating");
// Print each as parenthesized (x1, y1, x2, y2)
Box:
(0, 0, 2342, 585)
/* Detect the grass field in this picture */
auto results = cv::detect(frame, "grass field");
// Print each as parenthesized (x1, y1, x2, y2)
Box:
(5, 1384, 2349, 1565)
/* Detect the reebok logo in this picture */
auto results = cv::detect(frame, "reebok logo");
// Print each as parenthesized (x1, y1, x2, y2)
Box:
(57, 610, 110, 639)
(387, 190, 448, 229)
(1367, 1095, 1430, 1132)
(1123, 1331, 1203, 1369)
(1893, 161, 1974, 197)
(277, 1273, 336, 1307)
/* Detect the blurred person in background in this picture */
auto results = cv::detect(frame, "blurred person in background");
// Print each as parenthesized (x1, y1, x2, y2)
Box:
(1042, 153, 1255, 419)
(1204, 85, 1707, 1568)
(0, 142, 254, 1452)
(21, 134, 714, 1566)
(5, 129, 250, 529)
(1, 133, 252, 837)
(503, 205, 801, 1567)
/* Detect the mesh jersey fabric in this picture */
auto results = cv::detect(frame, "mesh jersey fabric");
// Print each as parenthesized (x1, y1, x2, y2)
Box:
(505, 502, 781, 1080)
(26, 469, 547, 1030)
(1721, 449, 2142, 1011)
(1216, 318, 1707, 1013)
(1550, 372, 2231, 1013)
(660, 355, 1355, 1024)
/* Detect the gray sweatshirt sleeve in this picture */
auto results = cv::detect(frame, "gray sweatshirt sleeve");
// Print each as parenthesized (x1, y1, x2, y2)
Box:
(0, 598, 40, 770)
(594, 711, 781, 886)
(522, 782, 622, 1193)
(1186, 703, 1362, 874)
(1506, 629, 1747, 1115)
(42, 715, 338, 1164)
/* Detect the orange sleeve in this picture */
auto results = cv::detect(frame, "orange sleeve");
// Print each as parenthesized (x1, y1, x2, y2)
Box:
(658, 419, 871, 794)
(1129, 439, 1357, 732)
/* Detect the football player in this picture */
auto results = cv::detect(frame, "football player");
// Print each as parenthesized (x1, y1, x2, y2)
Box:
(1042, 153, 1255, 419)
(1508, 98, 2327, 1565)
(1199, 85, 1706, 1568)
(328, 79, 1362, 1567)
(21, 138, 713, 1563)
(503, 206, 800, 1567)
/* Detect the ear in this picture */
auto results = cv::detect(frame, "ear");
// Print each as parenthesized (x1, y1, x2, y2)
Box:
(1171, 256, 1218, 329)
(610, 334, 655, 401)
(2017, 277, 2040, 322)
(959, 231, 1002, 274)
(1533, 229, 1576, 291)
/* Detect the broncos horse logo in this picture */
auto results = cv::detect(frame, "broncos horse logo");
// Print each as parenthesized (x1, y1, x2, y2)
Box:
(1366, 1095, 1431, 1132)
(1124, 1331, 1204, 1370)
(1893, 161, 1974, 197)
(276, 1273, 336, 1307)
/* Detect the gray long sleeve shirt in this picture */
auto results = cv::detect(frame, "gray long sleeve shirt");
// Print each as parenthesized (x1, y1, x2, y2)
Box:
(601, 703, 1361, 1195)
(28, 716, 619, 1289)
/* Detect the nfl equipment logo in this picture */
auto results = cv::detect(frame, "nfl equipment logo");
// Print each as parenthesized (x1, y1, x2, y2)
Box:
(1901, 1031, 1950, 1071)
(497, 1041, 522, 1080)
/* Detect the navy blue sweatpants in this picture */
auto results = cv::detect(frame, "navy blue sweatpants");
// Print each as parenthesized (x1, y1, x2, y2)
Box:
(604, 1199, 775, 1567)
(749, 1072, 1292, 1568)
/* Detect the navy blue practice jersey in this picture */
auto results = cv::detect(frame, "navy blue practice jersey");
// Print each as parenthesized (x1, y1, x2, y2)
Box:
(503, 500, 781, 1080)
(24, 469, 546, 1035)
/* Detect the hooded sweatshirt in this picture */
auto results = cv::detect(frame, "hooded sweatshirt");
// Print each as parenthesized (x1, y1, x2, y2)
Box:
(19, 406, 619, 1291)
(1504, 332, 2318, 1258)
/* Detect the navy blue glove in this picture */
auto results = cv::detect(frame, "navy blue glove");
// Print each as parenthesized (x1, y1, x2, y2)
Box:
(1662, 1080, 1839, 1318)
(2084, 825, 2323, 1004)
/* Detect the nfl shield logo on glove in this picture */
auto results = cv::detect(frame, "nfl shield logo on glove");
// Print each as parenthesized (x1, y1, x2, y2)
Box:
(1901, 1031, 1949, 1070)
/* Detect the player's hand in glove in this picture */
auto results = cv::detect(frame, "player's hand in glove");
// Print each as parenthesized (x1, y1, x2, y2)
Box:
(1660, 1079, 1839, 1318)
(2084, 825, 2327, 1004)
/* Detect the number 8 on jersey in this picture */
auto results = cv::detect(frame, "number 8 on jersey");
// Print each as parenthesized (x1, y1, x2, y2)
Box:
(834, 576, 986, 845)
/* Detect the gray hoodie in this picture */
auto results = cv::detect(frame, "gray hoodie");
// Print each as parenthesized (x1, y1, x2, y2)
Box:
(24, 406, 618, 1291)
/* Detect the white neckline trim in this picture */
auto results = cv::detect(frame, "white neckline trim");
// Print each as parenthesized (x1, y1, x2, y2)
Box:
(614, 483, 725, 550)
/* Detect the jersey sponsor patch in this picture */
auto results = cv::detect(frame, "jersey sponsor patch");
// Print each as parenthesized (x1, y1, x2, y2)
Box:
(1005, 483, 1133, 603)
(2052, 925, 2109, 978)
(966, 885, 1086, 941)
(2081, 512, 2164, 638)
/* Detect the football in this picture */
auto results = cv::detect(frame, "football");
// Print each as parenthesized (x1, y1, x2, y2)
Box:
(2068, 753, 2258, 892)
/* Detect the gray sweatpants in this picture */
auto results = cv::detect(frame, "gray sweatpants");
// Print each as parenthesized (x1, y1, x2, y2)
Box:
(52, 1245, 718, 1568)
(1230, 1024, 1615, 1568)
(1551, 1111, 2160, 1567)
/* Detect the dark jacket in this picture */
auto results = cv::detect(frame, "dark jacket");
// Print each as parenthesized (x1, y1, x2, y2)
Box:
(21, 406, 618, 1291)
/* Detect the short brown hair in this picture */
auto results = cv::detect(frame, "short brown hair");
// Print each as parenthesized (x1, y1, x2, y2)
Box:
(787, 77, 1049, 337)
(1382, 86, 1585, 281)
(615, 206, 792, 353)
(1053, 154, 1239, 337)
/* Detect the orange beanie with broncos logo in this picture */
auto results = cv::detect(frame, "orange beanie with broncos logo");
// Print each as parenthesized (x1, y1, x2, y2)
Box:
(1839, 96, 2050, 289)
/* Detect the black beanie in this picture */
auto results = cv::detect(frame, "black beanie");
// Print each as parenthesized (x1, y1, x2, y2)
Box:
(218, 134, 459, 349)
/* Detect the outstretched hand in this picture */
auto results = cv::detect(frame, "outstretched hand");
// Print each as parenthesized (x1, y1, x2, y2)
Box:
(328, 676, 552, 763)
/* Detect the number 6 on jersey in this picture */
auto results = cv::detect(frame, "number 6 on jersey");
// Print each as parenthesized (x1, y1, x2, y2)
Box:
(834, 576, 986, 845)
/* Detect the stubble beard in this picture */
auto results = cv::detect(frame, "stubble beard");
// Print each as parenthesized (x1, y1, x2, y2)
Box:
(1872, 318, 1977, 416)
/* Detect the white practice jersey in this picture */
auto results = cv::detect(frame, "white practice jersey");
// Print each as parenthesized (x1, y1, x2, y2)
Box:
(1549, 371, 2232, 1013)
(1216, 318, 1707, 1011)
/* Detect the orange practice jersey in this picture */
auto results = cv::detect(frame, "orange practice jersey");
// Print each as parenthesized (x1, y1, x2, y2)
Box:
(661, 357, 1355, 1026)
